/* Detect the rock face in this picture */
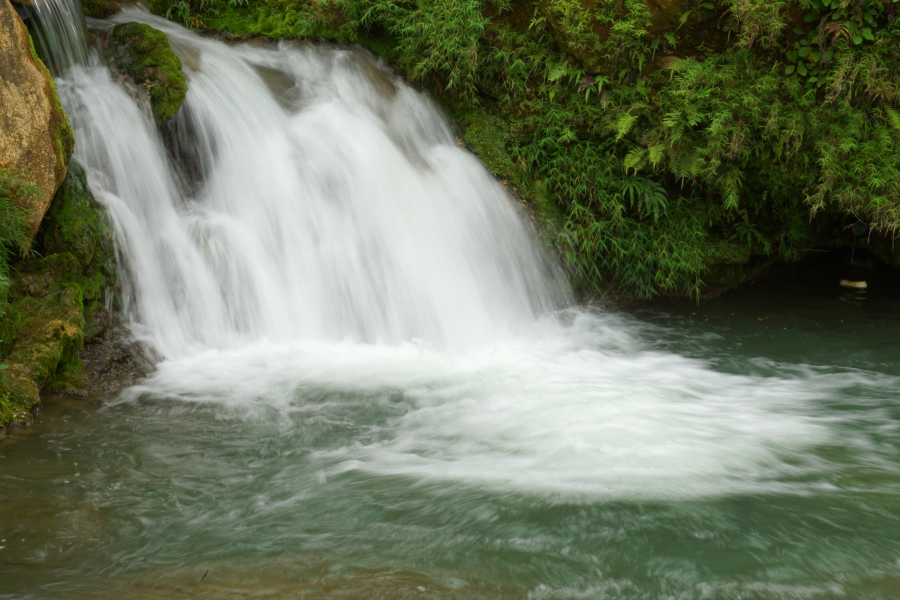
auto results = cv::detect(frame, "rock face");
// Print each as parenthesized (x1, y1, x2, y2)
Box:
(39, 161, 117, 340)
(0, 162, 117, 429)
(0, 0, 75, 240)
(106, 22, 187, 125)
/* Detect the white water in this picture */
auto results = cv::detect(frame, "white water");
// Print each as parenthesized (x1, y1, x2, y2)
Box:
(46, 8, 858, 501)
(25, 0, 90, 75)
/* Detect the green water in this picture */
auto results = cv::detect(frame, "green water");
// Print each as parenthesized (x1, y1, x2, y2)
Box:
(2, 262, 900, 599)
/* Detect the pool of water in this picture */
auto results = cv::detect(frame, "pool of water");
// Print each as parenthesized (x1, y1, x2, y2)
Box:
(3, 261, 900, 600)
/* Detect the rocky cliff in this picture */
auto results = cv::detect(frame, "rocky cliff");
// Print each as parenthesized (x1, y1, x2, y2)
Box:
(0, 0, 74, 240)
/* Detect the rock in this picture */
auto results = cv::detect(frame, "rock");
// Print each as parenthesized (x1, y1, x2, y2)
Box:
(701, 239, 776, 295)
(1, 285, 85, 418)
(81, 0, 121, 19)
(0, 0, 75, 240)
(106, 21, 187, 125)
(31, 162, 117, 342)
(42, 162, 117, 296)
(0, 162, 120, 428)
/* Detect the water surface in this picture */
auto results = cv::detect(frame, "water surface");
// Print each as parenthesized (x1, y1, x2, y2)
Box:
(3, 264, 900, 599)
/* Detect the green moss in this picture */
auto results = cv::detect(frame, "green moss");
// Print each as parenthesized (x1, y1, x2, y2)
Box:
(43, 162, 117, 288)
(7, 287, 85, 388)
(0, 305, 23, 357)
(36, 163, 117, 335)
(81, 0, 118, 18)
(0, 163, 119, 427)
(106, 22, 188, 125)
(461, 108, 518, 184)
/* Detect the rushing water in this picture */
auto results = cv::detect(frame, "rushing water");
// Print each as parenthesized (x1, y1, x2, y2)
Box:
(3, 4, 900, 599)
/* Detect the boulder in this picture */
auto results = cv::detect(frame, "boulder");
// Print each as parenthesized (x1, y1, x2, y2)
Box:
(106, 21, 187, 125)
(0, 0, 75, 240)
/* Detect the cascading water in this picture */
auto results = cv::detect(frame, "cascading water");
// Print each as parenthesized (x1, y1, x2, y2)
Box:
(64, 11, 568, 357)
(7, 3, 900, 598)
(21, 0, 90, 75)
(41, 5, 847, 497)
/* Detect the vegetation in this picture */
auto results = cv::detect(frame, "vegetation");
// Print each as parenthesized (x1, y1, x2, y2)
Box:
(144, 0, 900, 298)
(0, 169, 39, 305)
(0, 164, 118, 429)
(106, 22, 188, 124)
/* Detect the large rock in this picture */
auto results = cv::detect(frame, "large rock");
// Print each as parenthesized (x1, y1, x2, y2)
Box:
(0, 0, 74, 240)
(0, 162, 118, 429)
(106, 21, 187, 125)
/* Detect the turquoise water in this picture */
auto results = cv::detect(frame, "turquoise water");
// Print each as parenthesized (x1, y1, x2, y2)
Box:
(2, 262, 900, 599)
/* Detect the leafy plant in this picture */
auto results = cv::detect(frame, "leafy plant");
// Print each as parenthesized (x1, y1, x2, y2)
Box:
(784, 0, 892, 88)
(0, 169, 37, 304)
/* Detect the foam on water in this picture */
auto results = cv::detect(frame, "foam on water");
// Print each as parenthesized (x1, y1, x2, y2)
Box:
(44, 8, 877, 502)
(118, 310, 859, 500)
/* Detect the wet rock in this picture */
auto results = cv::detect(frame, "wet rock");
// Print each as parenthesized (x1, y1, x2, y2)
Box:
(0, 0, 75, 240)
(2, 286, 85, 418)
(0, 163, 121, 428)
(74, 313, 148, 397)
(106, 21, 187, 125)
(81, 0, 121, 19)
(42, 161, 118, 321)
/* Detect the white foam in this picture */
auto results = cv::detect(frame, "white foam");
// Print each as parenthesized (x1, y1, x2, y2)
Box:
(123, 311, 847, 500)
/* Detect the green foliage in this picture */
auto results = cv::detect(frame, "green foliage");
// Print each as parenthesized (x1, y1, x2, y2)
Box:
(140, 0, 900, 297)
(106, 22, 188, 124)
(346, 0, 501, 101)
(560, 199, 706, 298)
(0, 170, 38, 307)
(721, 0, 789, 48)
(783, 0, 893, 88)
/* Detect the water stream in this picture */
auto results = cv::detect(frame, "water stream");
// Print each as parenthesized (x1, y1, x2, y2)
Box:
(2, 5, 900, 599)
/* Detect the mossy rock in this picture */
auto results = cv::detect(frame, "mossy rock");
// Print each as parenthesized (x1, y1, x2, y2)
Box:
(0, 286, 85, 426)
(461, 109, 518, 185)
(29, 162, 117, 341)
(0, 305, 23, 357)
(0, 160, 118, 426)
(106, 21, 187, 125)
(1, 2, 75, 241)
(43, 161, 117, 293)
(81, 0, 120, 19)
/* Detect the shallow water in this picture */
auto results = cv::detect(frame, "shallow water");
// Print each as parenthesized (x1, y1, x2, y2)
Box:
(3, 264, 900, 599)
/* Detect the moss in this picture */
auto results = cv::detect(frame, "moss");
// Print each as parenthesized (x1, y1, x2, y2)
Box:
(0, 305, 23, 357)
(43, 162, 117, 288)
(12, 253, 82, 301)
(0, 163, 118, 428)
(7, 287, 85, 388)
(45, 354, 84, 391)
(37, 163, 116, 334)
(461, 108, 518, 185)
(106, 22, 187, 125)
(81, 0, 119, 18)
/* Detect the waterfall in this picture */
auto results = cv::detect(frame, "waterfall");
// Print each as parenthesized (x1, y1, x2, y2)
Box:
(22, 0, 90, 75)
(28, 3, 854, 501)
(51, 9, 569, 358)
